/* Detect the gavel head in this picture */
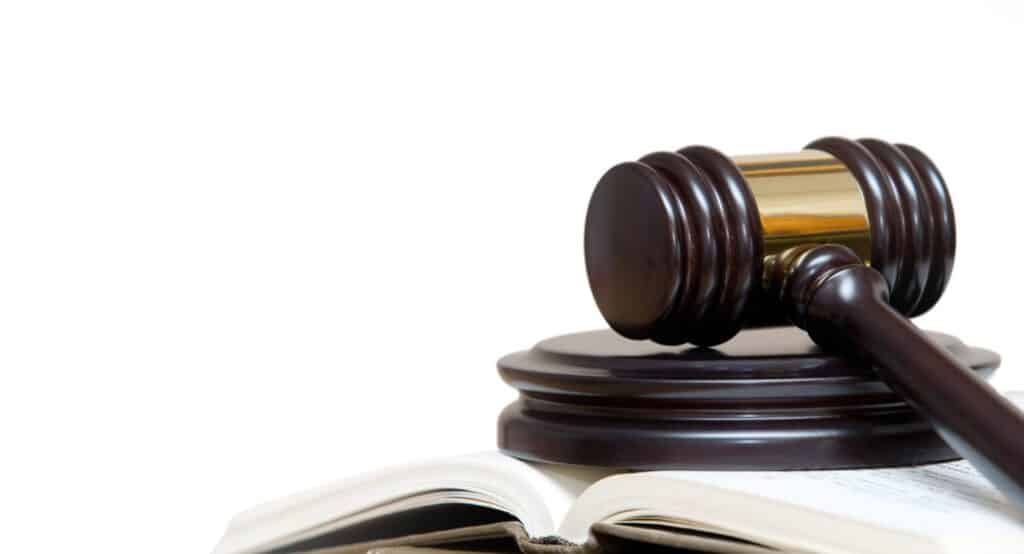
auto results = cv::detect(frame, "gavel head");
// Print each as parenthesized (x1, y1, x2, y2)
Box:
(584, 136, 956, 346)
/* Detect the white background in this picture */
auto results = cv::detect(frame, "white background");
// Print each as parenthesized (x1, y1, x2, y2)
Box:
(1, 1, 1022, 552)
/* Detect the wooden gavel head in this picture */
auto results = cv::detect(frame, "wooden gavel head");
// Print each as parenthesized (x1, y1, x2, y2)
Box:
(521, 141, 1024, 505)
(584, 136, 956, 346)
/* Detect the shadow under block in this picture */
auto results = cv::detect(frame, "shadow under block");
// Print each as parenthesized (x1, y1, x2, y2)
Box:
(497, 327, 999, 470)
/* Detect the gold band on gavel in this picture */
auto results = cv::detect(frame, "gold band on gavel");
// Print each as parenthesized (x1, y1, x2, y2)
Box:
(585, 136, 954, 347)
(732, 150, 872, 266)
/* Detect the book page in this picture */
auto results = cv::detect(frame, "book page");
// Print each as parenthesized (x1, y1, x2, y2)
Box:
(709, 459, 1022, 532)
(562, 392, 1024, 553)
(213, 452, 614, 554)
(665, 460, 1022, 548)
(561, 461, 1024, 553)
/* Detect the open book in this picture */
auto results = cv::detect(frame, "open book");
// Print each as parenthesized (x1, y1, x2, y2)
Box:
(214, 393, 1024, 554)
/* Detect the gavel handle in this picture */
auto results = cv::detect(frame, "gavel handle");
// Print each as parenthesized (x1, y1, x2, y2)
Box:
(805, 265, 1024, 508)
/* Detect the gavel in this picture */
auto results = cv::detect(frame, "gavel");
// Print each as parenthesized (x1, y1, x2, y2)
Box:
(584, 137, 1024, 508)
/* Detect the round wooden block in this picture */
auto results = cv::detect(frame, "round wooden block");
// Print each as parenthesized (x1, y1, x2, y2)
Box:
(497, 327, 1000, 470)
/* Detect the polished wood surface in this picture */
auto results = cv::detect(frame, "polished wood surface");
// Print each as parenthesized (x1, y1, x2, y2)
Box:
(526, 134, 1024, 513)
(807, 138, 955, 316)
(497, 326, 999, 470)
(584, 136, 955, 346)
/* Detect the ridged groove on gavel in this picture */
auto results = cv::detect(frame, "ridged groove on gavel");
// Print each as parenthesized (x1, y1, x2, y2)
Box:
(583, 136, 956, 346)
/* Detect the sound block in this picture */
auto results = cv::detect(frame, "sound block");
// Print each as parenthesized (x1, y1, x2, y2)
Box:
(497, 327, 1000, 470)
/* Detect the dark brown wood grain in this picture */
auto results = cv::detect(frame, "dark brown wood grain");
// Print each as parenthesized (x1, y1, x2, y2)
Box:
(779, 244, 1024, 509)
(564, 135, 1022, 507)
(584, 136, 956, 347)
(496, 326, 999, 470)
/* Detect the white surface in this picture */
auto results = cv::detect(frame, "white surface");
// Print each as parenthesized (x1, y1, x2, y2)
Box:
(1, 2, 1023, 553)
